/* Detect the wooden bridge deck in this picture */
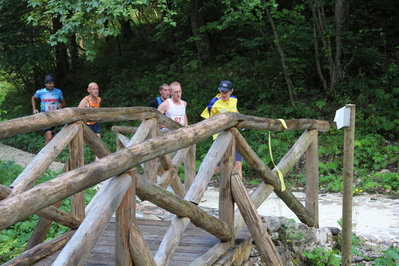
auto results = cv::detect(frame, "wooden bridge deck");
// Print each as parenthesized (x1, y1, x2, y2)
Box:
(33, 218, 252, 266)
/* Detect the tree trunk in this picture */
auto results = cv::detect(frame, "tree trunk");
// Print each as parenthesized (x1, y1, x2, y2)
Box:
(309, 0, 337, 95)
(189, 0, 214, 62)
(334, 0, 348, 86)
(69, 34, 80, 70)
(264, 2, 296, 106)
(52, 16, 69, 82)
(119, 19, 134, 39)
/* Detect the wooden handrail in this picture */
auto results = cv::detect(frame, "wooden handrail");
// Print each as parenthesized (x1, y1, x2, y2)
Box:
(0, 107, 329, 139)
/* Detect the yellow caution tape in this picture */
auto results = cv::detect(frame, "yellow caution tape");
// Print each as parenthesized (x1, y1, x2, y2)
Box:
(278, 119, 288, 129)
(268, 119, 288, 192)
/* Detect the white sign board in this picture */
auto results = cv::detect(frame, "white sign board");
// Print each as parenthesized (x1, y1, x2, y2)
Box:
(334, 106, 351, 129)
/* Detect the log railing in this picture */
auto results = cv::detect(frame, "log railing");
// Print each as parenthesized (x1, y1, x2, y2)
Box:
(0, 107, 330, 266)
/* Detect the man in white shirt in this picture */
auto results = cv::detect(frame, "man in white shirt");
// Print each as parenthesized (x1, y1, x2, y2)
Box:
(157, 81, 188, 126)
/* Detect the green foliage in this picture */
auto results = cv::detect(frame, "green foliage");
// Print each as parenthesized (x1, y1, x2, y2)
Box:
(0, 79, 12, 121)
(373, 246, 399, 266)
(302, 248, 341, 266)
(354, 134, 397, 170)
(0, 160, 25, 187)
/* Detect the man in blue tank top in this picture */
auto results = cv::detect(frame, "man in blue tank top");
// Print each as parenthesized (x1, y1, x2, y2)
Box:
(31, 75, 66, 145)
(148, 83, 170, 109)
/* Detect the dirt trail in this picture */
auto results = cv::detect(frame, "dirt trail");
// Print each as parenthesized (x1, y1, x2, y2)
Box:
(0, 143, 64, 171)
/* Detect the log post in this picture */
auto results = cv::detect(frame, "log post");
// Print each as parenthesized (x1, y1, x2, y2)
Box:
(305, 130, 319, 227)
(143, 119, 158, 183)
(70, 122, 85, 221)
(116, 170, 136, 266)
(231, 168, 283, 266)
(342, 104, 356, 266)
(184, 144, 196, 191)
(219, 129, 235, 247)
(191, 182, 276, 266)
(129, 221, 157, 266)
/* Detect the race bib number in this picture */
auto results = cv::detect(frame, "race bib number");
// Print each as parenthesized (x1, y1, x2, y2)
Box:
(171, 115, 184, 125)
(43, 102, 57, 111)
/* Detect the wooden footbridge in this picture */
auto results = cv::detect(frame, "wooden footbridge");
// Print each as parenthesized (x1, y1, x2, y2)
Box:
(0, 107, 330, 265)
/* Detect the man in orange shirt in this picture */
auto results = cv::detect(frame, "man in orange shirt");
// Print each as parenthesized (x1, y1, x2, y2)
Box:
(78, 82, 101, 138)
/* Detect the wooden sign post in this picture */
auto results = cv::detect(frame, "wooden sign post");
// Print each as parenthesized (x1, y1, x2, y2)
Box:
(335, 104, 356, 265)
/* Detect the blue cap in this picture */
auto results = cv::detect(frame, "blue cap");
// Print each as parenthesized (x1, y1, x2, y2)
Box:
(44, 75, 54, 84)
(218, 80, 233, 92)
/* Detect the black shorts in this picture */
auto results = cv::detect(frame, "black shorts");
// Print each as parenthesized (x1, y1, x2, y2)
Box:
(87, 123, 101, 134)
(218, 151, 242, 166)
(43, 127, 56, 135)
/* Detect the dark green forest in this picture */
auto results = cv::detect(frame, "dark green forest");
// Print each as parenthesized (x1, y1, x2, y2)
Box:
(0, 0, 398, 191)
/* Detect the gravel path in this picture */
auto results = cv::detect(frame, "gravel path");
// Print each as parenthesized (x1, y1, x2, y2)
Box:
(0, 143, 64, 171)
